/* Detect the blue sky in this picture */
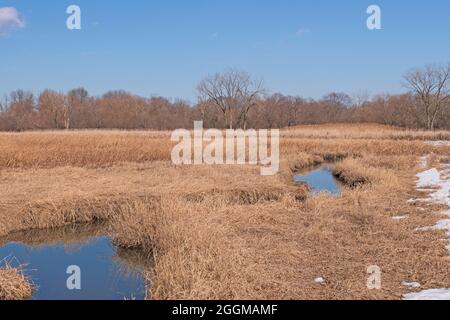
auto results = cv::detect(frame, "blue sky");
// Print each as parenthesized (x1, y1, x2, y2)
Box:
(1, 0, 449, 102)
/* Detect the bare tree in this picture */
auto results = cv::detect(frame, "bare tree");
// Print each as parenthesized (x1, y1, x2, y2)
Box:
(8, 90, 37, 131)
(62, 88, 90, 130)
(352, 91, 371, 108)
(0, 95, 9, 113)
(404, 64, 450, 130)
(322, 92, 353, 108)
(38, 90, 65, 129)
(3, 63, 450, 132)
(197, 69, 264, 129)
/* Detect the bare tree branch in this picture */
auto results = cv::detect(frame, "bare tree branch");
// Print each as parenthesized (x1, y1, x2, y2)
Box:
(197, 69, 265, 129)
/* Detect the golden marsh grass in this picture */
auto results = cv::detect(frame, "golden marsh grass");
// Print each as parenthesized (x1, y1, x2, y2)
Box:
(0, 124, 449, 300)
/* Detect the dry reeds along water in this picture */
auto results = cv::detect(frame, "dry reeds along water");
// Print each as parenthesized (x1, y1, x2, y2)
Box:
(0, 264, 32, 300)
(0, 124, 449, 300)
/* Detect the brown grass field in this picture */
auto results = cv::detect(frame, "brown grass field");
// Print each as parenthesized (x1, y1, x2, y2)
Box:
(0, 124, 449, 300)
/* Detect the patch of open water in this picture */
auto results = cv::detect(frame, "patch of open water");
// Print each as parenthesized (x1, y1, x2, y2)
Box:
(294, 165, 343, 196)
(0, 223, 150, 300)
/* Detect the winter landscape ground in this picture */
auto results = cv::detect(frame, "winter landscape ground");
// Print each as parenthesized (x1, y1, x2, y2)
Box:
(0, 124, 449, 300)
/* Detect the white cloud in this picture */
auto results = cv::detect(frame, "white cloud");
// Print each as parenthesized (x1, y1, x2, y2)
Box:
(0, 7, 25, 36)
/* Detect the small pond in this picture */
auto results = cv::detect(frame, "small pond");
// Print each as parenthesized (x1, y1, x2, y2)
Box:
(294, 165, 343, 196)
(0, 223, 150, 300)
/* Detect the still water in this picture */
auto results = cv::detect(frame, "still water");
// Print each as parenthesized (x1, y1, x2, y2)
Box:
(0, 223, 150, 300)
(294, 165, 343, 196)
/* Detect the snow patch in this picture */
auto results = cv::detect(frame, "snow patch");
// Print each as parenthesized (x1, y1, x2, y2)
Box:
(403, 288, 450, 300)
(435, 220, 450, 251)
(392, 215, 408, 220)
(314, 277, 326, 284)
(426, 141, 450, 148)
(402, 281, 421, 289)
(403, 161, 450, 300)
(413, 164, 450, 250)
(415, 168, 450, 207)
(417, 168, 441, 188)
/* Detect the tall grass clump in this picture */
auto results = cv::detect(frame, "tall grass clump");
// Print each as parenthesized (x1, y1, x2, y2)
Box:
(0, 263, 33, 300)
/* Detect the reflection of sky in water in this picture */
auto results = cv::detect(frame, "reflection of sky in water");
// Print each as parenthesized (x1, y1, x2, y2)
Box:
(295, 166, 342, 196)
(0, 236, 147, 300)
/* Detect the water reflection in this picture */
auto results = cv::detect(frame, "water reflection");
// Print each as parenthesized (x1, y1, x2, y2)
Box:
(294, 165, 343, 196)
(0, 223, 151, 300)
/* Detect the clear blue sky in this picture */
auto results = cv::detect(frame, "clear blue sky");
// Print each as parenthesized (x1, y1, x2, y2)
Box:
(1, 0, 449, 102)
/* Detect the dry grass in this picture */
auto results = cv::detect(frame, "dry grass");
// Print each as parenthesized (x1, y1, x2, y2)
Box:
(0, 132, 172, 169)
(110, 179, 450, 299)
(0, 163, 304, 237)
(1, 125, 447, 171)
(332, 158, 395, 188)
(0, 123, 449, 300)
(283, 123, 450, 140)
(0, 264, 33, 300)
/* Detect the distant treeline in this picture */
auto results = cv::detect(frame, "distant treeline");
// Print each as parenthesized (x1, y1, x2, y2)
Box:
(0, 89, 448, 131)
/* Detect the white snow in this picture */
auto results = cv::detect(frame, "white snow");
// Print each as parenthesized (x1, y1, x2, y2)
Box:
(402, 281, 421, 289)
(314, 277, 326, 284)
(435, 219, 450, 251)
(417, 168, 441, 188)
(426, 141, 450, 147)
(403, 289, 450, 300)
(403, 161, 450, 300)
(392, 215, 408, 220)
(415, 168, 450, 207)
(414, 166, 450, 251)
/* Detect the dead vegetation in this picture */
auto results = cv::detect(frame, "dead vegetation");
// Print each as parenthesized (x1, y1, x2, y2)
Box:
(283, 123, 450, 140)
(0, 132, 172, 169)
(0, 124, 449, 300)
(0, 264, 33, 300)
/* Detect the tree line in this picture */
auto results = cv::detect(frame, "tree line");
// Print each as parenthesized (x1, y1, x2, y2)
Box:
(1, 64, 448, 132)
